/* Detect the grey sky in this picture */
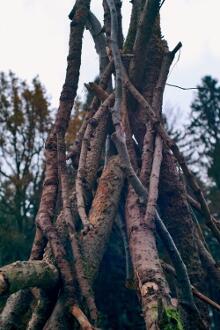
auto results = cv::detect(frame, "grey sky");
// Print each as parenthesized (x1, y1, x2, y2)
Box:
(0, 0, 219, 122)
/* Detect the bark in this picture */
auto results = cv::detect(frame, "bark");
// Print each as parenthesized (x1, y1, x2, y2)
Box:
(140, 121, 155, 186)
(81, 155, 125, 283)
(144, 135, 163, 225)
(86, 12, 109, 74)
(0, 290, 33, 330)
(0, 261, 58, 295)
(125, 187, 177, 330)
(85, 110, 109, 191)
(27, 289, 58, 330)
(129, 0, 161, 89)
(159, 150, 210, 328)
(124, 0, 145, 53)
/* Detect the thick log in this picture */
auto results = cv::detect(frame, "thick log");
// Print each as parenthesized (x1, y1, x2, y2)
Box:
(81, 155, 125, 283)
(0, 290, 33, 330)
(0, 261, 59, 295)
(125, 187, 179, 330)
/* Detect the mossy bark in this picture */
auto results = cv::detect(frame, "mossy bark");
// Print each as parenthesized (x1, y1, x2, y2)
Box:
(0, 261, 59, 295)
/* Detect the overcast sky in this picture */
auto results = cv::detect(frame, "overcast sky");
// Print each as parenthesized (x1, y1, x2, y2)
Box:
(0, 0, 220, 122)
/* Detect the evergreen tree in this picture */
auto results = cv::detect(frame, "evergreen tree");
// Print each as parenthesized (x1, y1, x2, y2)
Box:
(187, 76, 220, 186)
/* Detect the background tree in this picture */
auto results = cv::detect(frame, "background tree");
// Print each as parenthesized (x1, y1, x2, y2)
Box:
(186, 76, 220, 215)
(186, 76, 220, 185)
(165, 76, 220, 218)
(0, 72, 51, 265)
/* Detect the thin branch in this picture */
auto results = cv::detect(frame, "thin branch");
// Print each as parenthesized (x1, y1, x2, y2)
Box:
(104, 134, 111, 167)
(155, 212, 198, 311)
(115, 213, 133, 286)
(144, 135, 163, 226)
(75, 132, 90, 228)
(111, 132, 147, 201)
(166, 83, 199, 91)
(140, 121, 155, 186)
(189, 205, 209, 250)
(159, 0, 166, 9)
(192, 286, 220, 312)
(162, 262, 220, 312)
(86, 11, 109, 74)
(0, 168, 11, 179)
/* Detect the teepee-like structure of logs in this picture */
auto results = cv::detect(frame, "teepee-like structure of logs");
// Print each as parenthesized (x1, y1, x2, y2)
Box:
(1, 1, 220, 329)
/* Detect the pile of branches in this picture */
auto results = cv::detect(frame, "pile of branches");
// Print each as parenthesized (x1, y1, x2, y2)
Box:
(1, 1, 220, 329)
